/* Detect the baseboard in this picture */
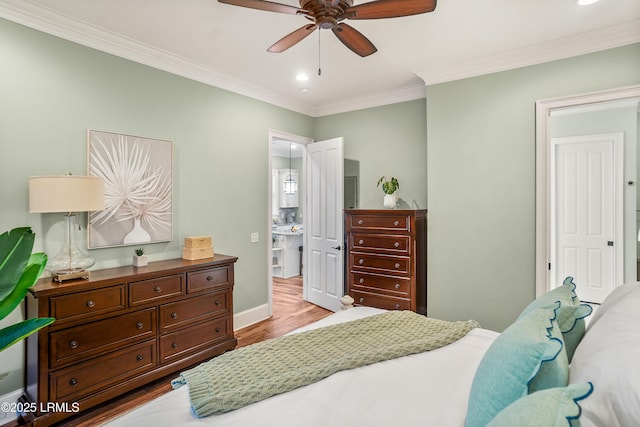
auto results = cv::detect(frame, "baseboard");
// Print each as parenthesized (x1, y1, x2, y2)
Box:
(234, 304, 270, 330)
(0, 389, 22, 426)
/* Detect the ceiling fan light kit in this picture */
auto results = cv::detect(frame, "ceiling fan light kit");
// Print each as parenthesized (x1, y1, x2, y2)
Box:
(218, 0, 437, 57)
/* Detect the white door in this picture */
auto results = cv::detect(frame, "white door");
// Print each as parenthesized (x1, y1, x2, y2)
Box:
(305, 137, 344, 312)
(551, 133, 623, 303)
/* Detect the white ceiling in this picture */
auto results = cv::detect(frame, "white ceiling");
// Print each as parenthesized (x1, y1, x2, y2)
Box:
(1, 0, 639, 117)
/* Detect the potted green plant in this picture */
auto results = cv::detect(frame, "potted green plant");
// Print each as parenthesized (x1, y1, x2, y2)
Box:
(133, 248, 148, 267)
(377, 176, 399, 209)
(0, 227, 54, 352)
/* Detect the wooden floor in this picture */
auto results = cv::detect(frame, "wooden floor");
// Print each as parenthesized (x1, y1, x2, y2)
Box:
(52, 276, 331, 426)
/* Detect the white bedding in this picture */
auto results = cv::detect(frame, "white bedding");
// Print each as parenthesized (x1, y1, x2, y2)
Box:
(104, 307, 497, 427)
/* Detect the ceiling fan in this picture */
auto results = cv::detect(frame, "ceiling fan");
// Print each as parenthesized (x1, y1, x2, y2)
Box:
(218, 0, 437, 57)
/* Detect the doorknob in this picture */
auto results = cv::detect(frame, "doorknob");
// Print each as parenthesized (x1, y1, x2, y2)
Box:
(331, 245, 342, 250)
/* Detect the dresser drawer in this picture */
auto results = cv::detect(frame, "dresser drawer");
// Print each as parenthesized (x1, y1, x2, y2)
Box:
(348, 214, 410, 232)
(159, 291, 229, 333)
(50, 286, 126, 323)
(351, 290, 411, 311)
(160, 317, 230, 363)
(49, 309, 156, 369)
(50, 340, 156, 402)
(350, 273, 411, 296)
(349, 252, 411, 276)
(129, 274, 184, 306)
(350, 234, 410, 254)
(187, 266, 231, 293)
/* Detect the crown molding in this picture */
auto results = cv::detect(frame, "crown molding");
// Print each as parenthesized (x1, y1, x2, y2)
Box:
(1, 1, 638, 117)
(416, 20, 640, 86)
(0, 0, 318, 116)
(313, 83, 426, 117)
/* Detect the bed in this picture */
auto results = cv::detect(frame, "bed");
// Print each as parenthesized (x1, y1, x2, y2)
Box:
(104, 280, 640, 427)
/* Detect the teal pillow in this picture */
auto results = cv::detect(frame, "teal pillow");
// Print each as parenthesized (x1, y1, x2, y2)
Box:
(518, 277, 592, 361)
(465, 303, 569, 427)
(487, 382, 594, 427)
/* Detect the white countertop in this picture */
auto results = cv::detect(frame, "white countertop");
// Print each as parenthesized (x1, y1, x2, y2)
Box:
(272, 224, 303, 236)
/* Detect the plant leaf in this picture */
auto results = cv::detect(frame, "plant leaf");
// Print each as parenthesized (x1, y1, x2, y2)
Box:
(0, 228, 35, 302)
(0, 253, 47, 320)
(0, 317, 55, 352)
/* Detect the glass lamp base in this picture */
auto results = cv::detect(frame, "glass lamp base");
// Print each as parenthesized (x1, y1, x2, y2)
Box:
(48, 213, 95, 282)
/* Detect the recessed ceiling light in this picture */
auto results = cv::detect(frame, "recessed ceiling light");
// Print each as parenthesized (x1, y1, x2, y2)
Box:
(296, 74, 309, 81)
(577, 0, 599, 5)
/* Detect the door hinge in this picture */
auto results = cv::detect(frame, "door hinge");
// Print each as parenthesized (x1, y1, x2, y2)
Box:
(607, 241, 614, 246)
(548, 263, 551, 271)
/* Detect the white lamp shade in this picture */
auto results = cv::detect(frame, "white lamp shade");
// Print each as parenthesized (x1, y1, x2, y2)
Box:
(29, 175, 105, 213)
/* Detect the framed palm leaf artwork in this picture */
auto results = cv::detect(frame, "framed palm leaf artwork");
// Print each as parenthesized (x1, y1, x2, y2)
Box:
(87, 129, 173, 249)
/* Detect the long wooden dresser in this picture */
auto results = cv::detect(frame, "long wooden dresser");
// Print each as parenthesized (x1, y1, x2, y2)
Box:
(24, 255, 237, 426)
(344, 209, 427, 314)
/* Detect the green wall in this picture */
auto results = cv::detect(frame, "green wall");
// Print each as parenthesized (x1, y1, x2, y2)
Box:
(315, 100, 428, 210)
(0, 18, 313, 395)
(426, 43, 640, 332)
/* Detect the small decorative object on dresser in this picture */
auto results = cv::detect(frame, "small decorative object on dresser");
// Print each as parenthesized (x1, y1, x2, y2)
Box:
(376, 176, 399, 209)
(133, 248, 148, 267)
(24, 255, 237, 426)
(344, 209, 427, 314)
(182, 236, 214, 260)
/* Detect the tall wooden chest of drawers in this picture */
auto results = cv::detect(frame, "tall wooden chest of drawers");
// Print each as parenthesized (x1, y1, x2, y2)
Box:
(24, 256, 237, 426)
(345, 209, 427, 314)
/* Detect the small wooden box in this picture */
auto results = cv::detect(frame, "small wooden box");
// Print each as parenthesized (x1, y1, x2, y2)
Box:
(184, 236, 212, 248)
(182, 246, 214, 260)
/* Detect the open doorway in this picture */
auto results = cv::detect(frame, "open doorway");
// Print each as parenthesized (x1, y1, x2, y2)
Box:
(268, 130, 312, 317)
(535, 86, 640, 301)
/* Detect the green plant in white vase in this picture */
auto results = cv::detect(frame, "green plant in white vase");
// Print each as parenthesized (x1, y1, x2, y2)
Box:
(133, 247, 148, 267)
(377, 176, 399, 209)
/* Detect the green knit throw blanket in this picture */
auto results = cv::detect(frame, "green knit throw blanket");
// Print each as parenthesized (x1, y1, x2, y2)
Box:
(172, 310, 479, 417)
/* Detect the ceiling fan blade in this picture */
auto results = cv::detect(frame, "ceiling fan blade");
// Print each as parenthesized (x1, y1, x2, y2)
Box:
(345, 0, 436, 19)
(268, 24, 317, 53)
(332, 23, 377, 57)
(218, 0, 304, 15)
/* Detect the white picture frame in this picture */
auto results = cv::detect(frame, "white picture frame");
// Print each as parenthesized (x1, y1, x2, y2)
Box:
(87, 129, 173, 249)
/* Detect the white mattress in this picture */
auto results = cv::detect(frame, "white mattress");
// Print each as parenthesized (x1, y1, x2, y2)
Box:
(104, 307, 497, 427)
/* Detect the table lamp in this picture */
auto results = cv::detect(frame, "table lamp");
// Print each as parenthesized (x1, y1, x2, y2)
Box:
(29, 175, 105, 282)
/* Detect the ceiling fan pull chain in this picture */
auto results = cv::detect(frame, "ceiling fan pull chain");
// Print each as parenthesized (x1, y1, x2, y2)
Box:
(318, 29, 322, 76)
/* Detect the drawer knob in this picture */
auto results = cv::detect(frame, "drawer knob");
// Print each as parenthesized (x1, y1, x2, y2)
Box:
(394, 221, 400, 226)
(171, 342, 179, 349)
(86, 300, 96, 308)
(214, 300, 221, 306)
(395, 304, 401, 309)
(170, 312, 178, 319)
(136, 322, 144, 329)
(215, 327, 222, 333)
(206, 276, 213, 281)
(359, 297, 365, 303)
(395, 283, 400, 290)
(358, 220, 363, 225)
(394, 242, 400, 248)
(69, 378, 78, 387)
(154, 286, 162, 293)
(359, 278, 364, 284)
(136, 354, 144, 361)
(358, 259, 364, 265)
(395, 263, 400, 269)
(358, 239, 364, 245)
(69, 340, 79, 349)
